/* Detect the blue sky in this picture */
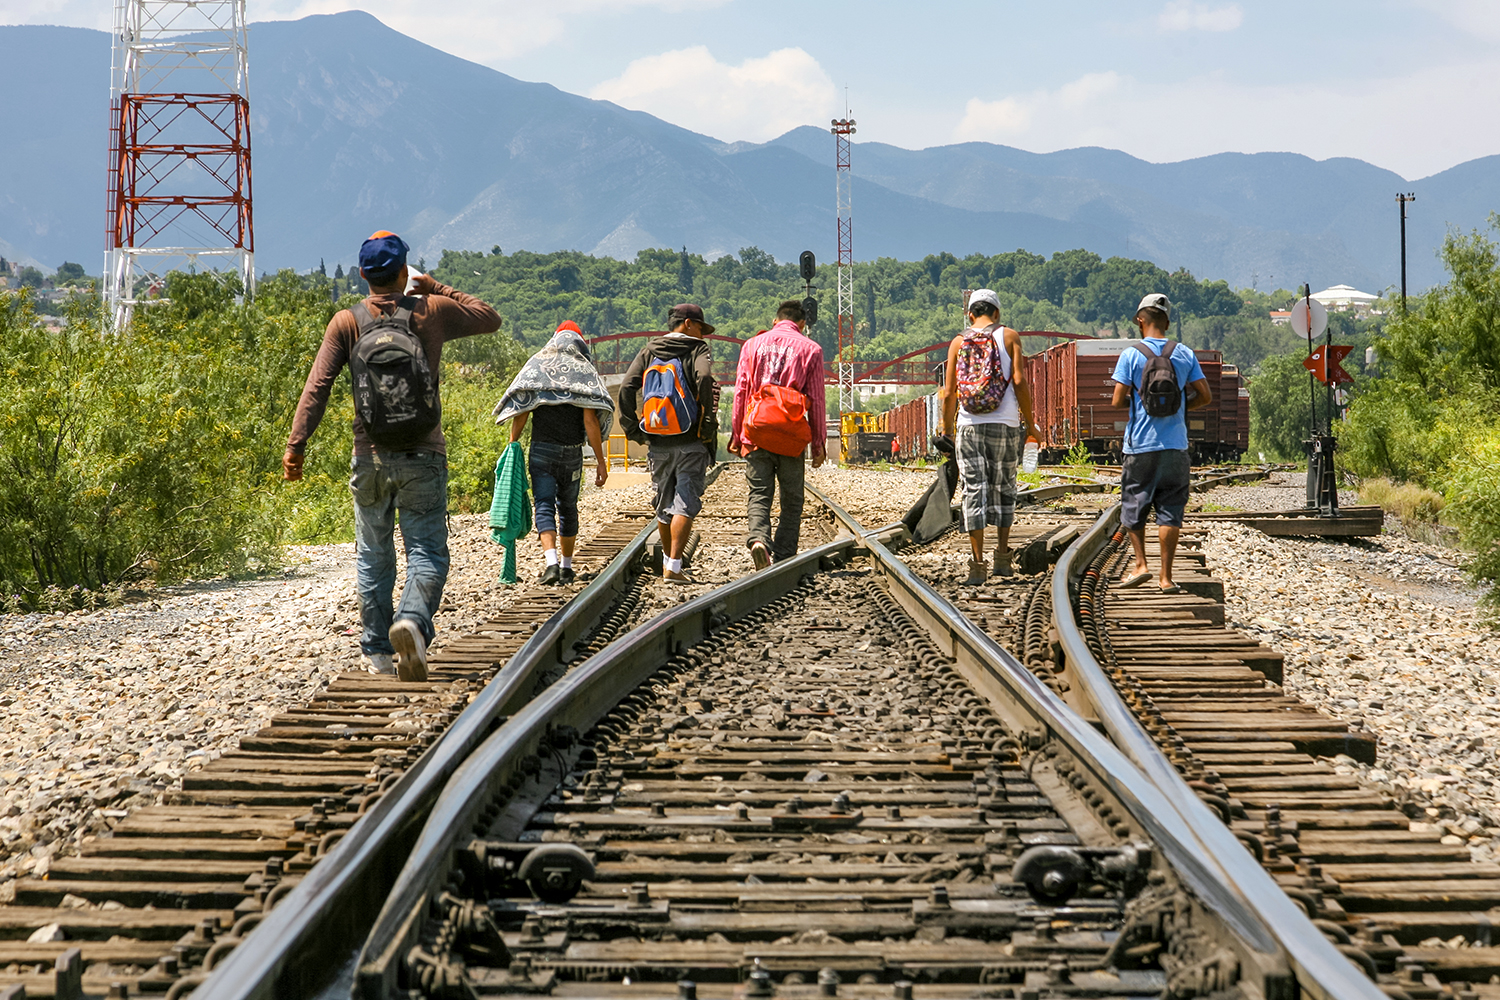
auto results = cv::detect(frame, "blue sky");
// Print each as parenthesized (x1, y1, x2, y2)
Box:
(3, 0, 1495, 178)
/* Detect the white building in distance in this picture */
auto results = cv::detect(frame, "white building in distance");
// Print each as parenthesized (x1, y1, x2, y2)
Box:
(1311, 284, 1380, 314)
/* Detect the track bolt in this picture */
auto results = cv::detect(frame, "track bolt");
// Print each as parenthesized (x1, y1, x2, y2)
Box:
(629, 882, 651, 907)
(735, 803, 750, 820)
(887, 805, 902, 820)
(893, 981, 913, 999)
(929, 885, 951, 908)
(830, 793, 850, 815)
(746, 960, 776, 997)
(520, 917, 544, 944)
(651, 802, 666, 817)
(818, 968, 840, 996)
(785, 796, 803, 815)
(678, 981, 698, 1000)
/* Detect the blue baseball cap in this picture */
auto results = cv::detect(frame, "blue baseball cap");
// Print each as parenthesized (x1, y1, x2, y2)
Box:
(358, 230, 409, 283)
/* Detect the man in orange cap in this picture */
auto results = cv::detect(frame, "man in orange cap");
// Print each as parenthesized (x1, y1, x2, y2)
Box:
(284, 231, 502, 680)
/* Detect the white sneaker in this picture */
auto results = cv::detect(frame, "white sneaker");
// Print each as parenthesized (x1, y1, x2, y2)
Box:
(388, 620, 429, 682)
(364, 653, 396, 675)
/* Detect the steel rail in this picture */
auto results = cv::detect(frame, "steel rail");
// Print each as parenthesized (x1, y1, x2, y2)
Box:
(1052, 504, 1388, 1000)
(804, 485, 1289, 978)
(355, 485, 1296, 996)
(352, 536, 862, 997)
(194, 513, 671, 1000)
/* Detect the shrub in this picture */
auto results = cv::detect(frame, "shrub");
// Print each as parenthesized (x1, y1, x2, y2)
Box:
(0, 273, 524, 599)
(1443, 429, 1500, 619)
(1356, 478, 1445, 522)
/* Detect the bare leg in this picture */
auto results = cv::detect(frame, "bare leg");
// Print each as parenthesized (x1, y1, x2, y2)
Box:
(560, 535, 575, 558)
(539, 530, 557, 553)
(1125, 527, 1150, 577)
(657, 521, 671, 554)
(997, 524, 1012, 560)
(1157, 525, 1180, 588)
(968, 527, 986, 563)
(669, 515, 694, 560)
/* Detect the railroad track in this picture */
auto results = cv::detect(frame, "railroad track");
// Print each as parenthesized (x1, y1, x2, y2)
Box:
(0, 465, 846, 999)
(336, 491, 1307, 1000)
(1051, 506, 1493, 1000)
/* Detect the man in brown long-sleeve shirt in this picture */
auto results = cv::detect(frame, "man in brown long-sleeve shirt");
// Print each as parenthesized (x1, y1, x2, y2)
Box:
(283, 231, 502, 680)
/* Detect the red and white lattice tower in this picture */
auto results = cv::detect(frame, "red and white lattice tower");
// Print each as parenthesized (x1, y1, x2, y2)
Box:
(831, 115, 856, 413)
(105, 0, 254, 328)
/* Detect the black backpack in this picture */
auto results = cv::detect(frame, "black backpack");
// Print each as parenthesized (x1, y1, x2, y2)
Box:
(1133, 340, 1183, 418)
(350, 298, 440, 449)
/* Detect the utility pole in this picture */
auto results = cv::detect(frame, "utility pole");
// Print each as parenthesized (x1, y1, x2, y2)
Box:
(1396, 193, 1415, 312)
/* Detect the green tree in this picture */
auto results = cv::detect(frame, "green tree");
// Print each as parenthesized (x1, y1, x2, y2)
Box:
(55, 261, 87, 284)
(18, 267, 43, 289)
(1247, 352, 1316, 460)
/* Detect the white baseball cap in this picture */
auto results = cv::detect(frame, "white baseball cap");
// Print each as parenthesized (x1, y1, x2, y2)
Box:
(1135, 293, 1170, 316)
(967, 288, 1001, 313)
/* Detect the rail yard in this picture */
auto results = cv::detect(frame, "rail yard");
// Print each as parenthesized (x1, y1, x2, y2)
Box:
(0, 466, 1494, 1000)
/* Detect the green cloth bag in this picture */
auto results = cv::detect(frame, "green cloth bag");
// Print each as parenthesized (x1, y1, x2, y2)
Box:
(488, 442, 531, 585)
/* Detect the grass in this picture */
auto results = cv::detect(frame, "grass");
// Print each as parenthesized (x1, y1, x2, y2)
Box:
(1358, 477, 1446, 522)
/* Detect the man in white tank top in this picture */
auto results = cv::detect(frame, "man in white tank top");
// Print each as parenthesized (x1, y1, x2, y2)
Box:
(940, 289, 1040, 586)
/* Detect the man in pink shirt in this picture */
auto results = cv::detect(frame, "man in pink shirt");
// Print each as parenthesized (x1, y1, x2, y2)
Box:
(729, 299, 827, 569)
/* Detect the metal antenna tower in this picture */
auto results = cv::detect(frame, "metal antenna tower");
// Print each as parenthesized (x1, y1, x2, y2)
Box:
(831, 113, 856, 413)
(106, 0, 254, 328)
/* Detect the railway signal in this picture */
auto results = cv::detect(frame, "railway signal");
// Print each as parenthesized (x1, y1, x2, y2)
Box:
(1302, 344, 1354, 385)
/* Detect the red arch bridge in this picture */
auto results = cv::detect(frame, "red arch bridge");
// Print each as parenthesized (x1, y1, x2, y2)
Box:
(585, 330, 1094, 385)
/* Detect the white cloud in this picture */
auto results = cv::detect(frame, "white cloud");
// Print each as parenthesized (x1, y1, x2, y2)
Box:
(1157, 1, 1243, 32)
(954, 58, 1500, 178)
(1408, 0, 1500, 41)
(956, 97, 1031, 140)
(589, 45, 837, 142)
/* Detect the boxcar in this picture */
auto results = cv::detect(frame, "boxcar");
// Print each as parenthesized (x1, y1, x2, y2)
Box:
(1032, 339, 1240, 463)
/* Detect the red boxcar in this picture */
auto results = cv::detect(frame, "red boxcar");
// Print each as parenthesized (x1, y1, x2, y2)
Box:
(1188, 349, 1222, 458)
(880, 396, 933, 461)
(1220, 364, 1242, 462)
(1032, 339, 1236, 463)
(1237, 382, 1250, 455)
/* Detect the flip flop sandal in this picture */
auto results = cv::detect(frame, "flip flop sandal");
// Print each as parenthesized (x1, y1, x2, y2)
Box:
(1159, 583, 1186, 595)
(1118, 571, 1152, 589)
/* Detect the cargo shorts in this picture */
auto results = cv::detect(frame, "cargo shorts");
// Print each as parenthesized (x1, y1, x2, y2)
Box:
(647, 442, 711, 523)
(1120, 448, 1191, 529)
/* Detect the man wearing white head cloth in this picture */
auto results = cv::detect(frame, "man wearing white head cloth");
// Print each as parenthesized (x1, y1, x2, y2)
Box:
(493, 321, 613, 585)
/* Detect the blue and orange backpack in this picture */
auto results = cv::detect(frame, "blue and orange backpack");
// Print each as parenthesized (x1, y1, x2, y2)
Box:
(639, 357, 699, 436)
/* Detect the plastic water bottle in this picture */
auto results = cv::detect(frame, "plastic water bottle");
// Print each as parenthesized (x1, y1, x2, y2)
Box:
(1022, 436, 1040, 474)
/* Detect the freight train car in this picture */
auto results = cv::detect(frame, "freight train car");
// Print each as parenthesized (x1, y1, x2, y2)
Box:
(1030, 339, 1243, 463)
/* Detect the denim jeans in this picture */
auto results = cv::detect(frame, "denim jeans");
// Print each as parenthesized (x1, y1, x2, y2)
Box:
(529, 441, 583, 536)
(745, 448, 805, 561)
(350, 451, 449, 657)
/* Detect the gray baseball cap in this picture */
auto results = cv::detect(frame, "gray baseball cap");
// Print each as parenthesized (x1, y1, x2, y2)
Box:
(1135, 293, 1170, 316)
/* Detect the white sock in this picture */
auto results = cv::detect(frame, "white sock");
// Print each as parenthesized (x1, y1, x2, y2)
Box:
(559, 556, 572, 569)
(665, 557, 683, 574)
(544, 548, 559, 566)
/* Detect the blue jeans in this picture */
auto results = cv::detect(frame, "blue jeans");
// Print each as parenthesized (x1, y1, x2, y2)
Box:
(529, 441, 582, 536)
(350, 451, 449, 657)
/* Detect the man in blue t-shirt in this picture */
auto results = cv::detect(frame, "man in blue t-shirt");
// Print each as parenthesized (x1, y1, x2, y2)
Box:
(1109, 293, 1213, 594)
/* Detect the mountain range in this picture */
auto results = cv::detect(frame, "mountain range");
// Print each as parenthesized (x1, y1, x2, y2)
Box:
(1, 10, 1495, 293)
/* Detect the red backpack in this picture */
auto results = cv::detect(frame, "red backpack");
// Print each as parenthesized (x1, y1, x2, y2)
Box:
(744, 384, 813, 456)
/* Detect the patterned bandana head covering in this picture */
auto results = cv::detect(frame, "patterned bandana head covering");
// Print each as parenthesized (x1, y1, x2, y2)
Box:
(492, 323, 615, 439)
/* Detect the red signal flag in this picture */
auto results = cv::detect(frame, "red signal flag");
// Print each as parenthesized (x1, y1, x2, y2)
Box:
(1303, 344, 1354, 385)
